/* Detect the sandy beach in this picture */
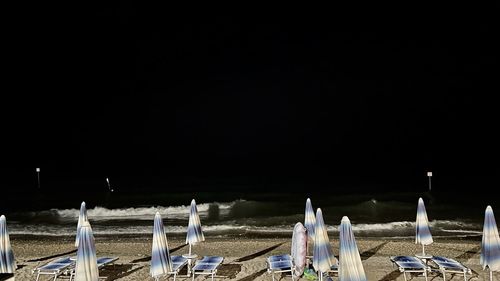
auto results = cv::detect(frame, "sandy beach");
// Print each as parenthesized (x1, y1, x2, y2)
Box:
(5, 235, 496, 281)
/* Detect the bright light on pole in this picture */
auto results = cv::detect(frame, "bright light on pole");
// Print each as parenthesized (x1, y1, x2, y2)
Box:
(427, 171, 432, 191)
(36, 168, 41, 189)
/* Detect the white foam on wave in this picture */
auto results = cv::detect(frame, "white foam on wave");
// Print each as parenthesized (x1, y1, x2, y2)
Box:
(52, 201, 238, 220)
(8, 219, 482, 238)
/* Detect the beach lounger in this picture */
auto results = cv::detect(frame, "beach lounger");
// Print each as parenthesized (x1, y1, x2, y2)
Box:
(191, 256, 224, 281)
(390, 256, 429, 281)
(429, 256, 471, 281)
(33, 256, 75, 281)
(68, 256, 118, 281)
(267, 254, 295, 281)
(157, 255, 188, 281)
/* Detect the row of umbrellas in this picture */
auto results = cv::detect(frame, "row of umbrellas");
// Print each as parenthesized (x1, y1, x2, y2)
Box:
(0, 198, 499, 280)
(304, 198, 366, 281)
(415, 198, 500, 280)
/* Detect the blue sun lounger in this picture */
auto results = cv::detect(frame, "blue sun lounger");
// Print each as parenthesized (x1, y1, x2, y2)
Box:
(165, 255, 189, 281)
(429, 256, 471, 281)
(390, 256, 429, 281)
(267, 254, 295, 281)
(68, 256, 118, 281)
(191, 256, 224, 281)
(33, 256, 75, 281)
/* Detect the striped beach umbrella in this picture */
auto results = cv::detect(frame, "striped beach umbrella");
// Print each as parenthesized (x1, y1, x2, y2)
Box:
(75, 221, 98, 281)
(304, 198, 316, 259)
(313, 208, 337, 281)
(415, 197, 433, 256)
(339, 216, 366, 281)
(186, 199, 205, 256)
(75, 201, 88, 247)
(0, 215, 16, 274)
(305, 198, 316, 240)
(151, 212, 173, 280)
(481, 206, 500, 281)
(291, 222, 307, 277)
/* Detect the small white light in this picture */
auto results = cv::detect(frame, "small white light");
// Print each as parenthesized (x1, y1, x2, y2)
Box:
(36, 168, 40, 172)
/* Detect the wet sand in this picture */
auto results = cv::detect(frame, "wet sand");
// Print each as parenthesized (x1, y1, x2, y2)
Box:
(7, 236, 497, 280)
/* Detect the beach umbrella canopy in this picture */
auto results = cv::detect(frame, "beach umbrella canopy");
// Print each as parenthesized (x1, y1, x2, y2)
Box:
(313, 208, 337, 275)
(186, 199, 205, 255)
(304, 198, 316, 241)
(75, 201, 88, 247)
(291, 222, 307, 277)
(151, 212, 173, 278)
(481, 206, 500, 276)
(0, 215, 16, 274)
(75, 221, 98, 281)
(415, 197, 433, 255)
(339, 216, 366, 281)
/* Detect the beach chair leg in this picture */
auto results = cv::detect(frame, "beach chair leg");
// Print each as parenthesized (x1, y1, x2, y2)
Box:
(402, 271, 407, 281)
(35, 273, 40, 281)
(442, 270, 446, 281)
(272, 272, 276, 281)
(53, 274, 58, 281)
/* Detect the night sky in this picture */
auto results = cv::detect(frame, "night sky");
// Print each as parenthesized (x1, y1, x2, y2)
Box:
(3, 8, 499, 193)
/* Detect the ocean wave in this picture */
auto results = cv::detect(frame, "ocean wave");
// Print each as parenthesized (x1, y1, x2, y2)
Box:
(8, 220, 482, 238)
(51, 201, 239, 220)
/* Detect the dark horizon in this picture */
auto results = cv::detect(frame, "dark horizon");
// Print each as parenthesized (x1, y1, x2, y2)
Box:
(3, 10, 499, 194)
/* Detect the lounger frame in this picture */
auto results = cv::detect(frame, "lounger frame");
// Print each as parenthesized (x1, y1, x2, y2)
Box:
(191, 256, 224, 281)
(429, 256, 471, 281)
(267, 254, 295, 281)
(32, 257, 75, 281)
(390, 256, 429, 281)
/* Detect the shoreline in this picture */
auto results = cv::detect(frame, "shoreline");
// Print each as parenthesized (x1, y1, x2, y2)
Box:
(9, 236, 496, 280)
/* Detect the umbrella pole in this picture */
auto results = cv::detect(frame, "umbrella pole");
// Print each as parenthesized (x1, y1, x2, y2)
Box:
(422, 244, 425, 256)
(490, 269, 492, 281)
(189, 243, 192, 256)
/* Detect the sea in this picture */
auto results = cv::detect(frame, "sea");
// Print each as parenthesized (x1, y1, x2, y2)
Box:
(2, 189, 497, 240)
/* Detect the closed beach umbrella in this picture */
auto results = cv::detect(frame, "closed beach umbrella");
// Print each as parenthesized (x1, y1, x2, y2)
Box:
(186, 199, 205, 256)
(481, 206, 500, 281)
(305, 198, 316, 260)
(415, 197, 433, 256)
(75, 201, 88, 247)
(291, 222, 307, 277)
(339, 216, 366, 281)
(0, 215, 16, 274)
(75, 221, 98, 281)
(305, 198, 316, 241)
(151, 212, 173, 279)
(313, 208, 337, 281)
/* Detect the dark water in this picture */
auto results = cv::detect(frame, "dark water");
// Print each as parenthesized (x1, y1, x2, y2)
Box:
(2, 190, 498, 239)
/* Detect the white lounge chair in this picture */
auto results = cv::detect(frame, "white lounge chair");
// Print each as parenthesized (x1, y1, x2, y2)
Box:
(267, 254, 295, 281)
(390, 256, 429, 281)
(33, 256, 75, 281)
(429, 256, 471, 281)
(191, 256, 224, 281)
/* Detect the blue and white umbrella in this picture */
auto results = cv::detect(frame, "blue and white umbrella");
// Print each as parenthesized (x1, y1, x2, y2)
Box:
(313, 208, 337, 281)
(151, 212, 173, 280)
(75, 221, 98, 281)
(415, 197, 433, 256)
(481, 206, 500, 281)
(186, 199, 205, 256)
(0, 215, 16, 274)
(339, 216, 366, 281)
(75, 201, 88, 247)
(305, 198, 316, 241)
(305, 198, 316, 259)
